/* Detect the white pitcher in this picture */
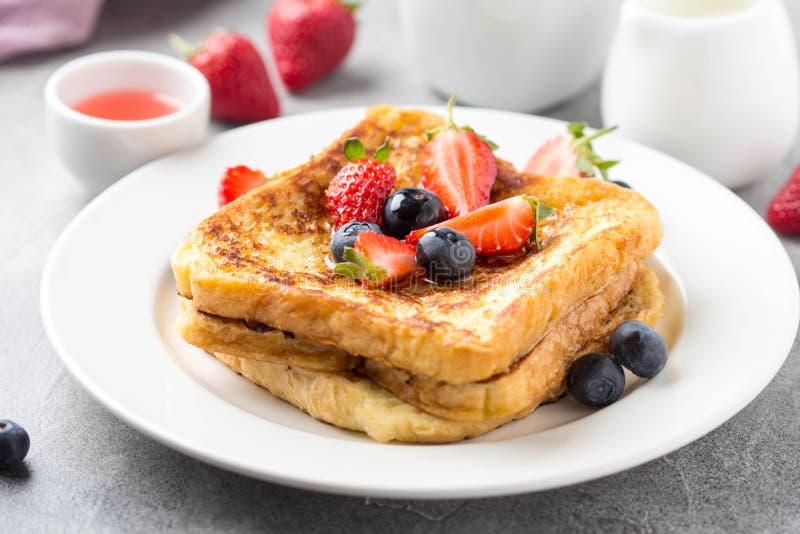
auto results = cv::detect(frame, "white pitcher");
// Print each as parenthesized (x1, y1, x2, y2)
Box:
(601, 0, 799, 188)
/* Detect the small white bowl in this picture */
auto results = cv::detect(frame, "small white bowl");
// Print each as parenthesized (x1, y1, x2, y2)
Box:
(45, 51, 210, 196)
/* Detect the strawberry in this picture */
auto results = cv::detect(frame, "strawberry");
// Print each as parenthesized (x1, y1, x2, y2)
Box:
(407, 195, 554, 255)
(767, 164, 800, 235)
(325, 137, 396, 228)
(421, 96, 498, 217)
(267, 0, 357, 91)
(524, 122, 618, 178)
(170, 31, 280, 123)
(333, 231, 419, 288)
(218, 165, 267, 206)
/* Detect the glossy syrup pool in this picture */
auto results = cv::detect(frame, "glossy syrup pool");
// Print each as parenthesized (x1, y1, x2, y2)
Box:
(155, 252, 687, 444)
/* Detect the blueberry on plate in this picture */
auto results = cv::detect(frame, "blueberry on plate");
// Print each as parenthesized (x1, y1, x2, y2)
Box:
(0, 420, 30, 467)
(568, 353, 625, 407)
(610, 180, 631, 189)
(331, 221, 382, 262)
(610, 320, 668, 378)
(416, 228, 475, 283)
(383, 187, 448, 239)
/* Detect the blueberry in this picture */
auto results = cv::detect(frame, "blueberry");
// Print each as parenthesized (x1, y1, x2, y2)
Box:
(610, 320, 668, 378)
(331, 221, 382, 262)
(610, 180, 631, 189)
(416, 228, 475, 282)
(383, 187, 448, 239)
(568, 353, 625, 407)
(0, 420, 29, 467)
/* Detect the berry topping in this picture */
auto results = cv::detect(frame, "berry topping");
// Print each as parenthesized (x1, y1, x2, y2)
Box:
(609, 320, 668, 378)
(326, 137, 397, 229)
(330, 221, 382, 263)
(567, 353, 625, 407)
(333, 231, 418, 288)
(416, 228, 476, 283)
(382, 187, 448, 239)
(0, 420, 30, 467)
(406, 195, 554, 255)
(524, 122, 618, 179)
(170, 31, 280, 123)
(420, 97, 498, 217)
(218, 165, 267, 206)
(767, 163, 800, 235)
(267, 0, 358, 91)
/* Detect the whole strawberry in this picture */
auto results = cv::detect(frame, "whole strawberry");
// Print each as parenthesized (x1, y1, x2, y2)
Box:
(421, 96, 498, 217)
(326, 137, 396, 228)
(767, 164, 800, 235)
(170, 31, 280, 123)
(267, 0, 357, 91)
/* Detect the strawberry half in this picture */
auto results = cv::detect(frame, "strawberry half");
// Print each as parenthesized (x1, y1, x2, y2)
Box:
(218, 165, 267, 206)
(333, 232, 419, 288)
(407, 195, 554, 255)
(524, 122, 618, 178)
(420, 96, 498, 217)
(767, 163, 800, 235)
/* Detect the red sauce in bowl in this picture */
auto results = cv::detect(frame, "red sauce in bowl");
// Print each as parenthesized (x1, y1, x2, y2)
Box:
(72, 90, 180, 121)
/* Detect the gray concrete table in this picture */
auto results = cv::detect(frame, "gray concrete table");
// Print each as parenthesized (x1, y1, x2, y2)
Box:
(2, 0, 799, 531)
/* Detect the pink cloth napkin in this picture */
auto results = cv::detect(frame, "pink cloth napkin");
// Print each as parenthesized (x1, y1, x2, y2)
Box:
(0, 0, 104, 62)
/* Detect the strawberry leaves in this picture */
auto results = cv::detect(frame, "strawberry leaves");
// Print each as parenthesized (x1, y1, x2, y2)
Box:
(425, 96, 499, 151)
(567, 122, 619, 179)
(525, 196, 555, 252)
(333, 247, 387, 284)
(343, 136, 390, 162)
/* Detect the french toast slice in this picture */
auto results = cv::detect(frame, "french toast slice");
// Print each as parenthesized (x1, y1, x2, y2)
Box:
(177, 297, 359, 372)
(172, 106, 662, 384)
(177, 265, 662, 423)
(205, 266, 664, 443)
(364, 266, 663, 422)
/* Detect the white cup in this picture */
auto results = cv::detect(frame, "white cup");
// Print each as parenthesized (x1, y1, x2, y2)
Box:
(45, 51, 210, 196)
(601, 0, 799, 188)
(398, 0, 622, 112)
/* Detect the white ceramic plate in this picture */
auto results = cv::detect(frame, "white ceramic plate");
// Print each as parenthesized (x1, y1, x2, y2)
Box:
(41, 107, 799, 498)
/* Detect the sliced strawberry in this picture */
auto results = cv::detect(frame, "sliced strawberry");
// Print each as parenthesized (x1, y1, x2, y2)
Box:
(421, 97, 497, 217)
(218, 165, 267, 206)
(333, 231, 418, 288)
(524, 136, 580, 177)
(767, 163, 800, 235)
(524, 122, 618, 179)
(407, 195, 553, 255)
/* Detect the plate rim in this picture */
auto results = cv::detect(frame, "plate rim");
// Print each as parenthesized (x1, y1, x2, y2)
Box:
(40, 105, 800, 498)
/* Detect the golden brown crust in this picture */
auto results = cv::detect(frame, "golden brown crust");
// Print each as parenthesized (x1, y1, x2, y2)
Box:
(212, 353, 507, 443)
(364, 266, 664, 422)
(172, 106, 662, 384)
(177, 298, 359, 372)
(207, 269, 663, 443)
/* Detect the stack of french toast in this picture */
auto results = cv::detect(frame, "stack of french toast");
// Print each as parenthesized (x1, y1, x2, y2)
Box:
(171, 105, 663, 443)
